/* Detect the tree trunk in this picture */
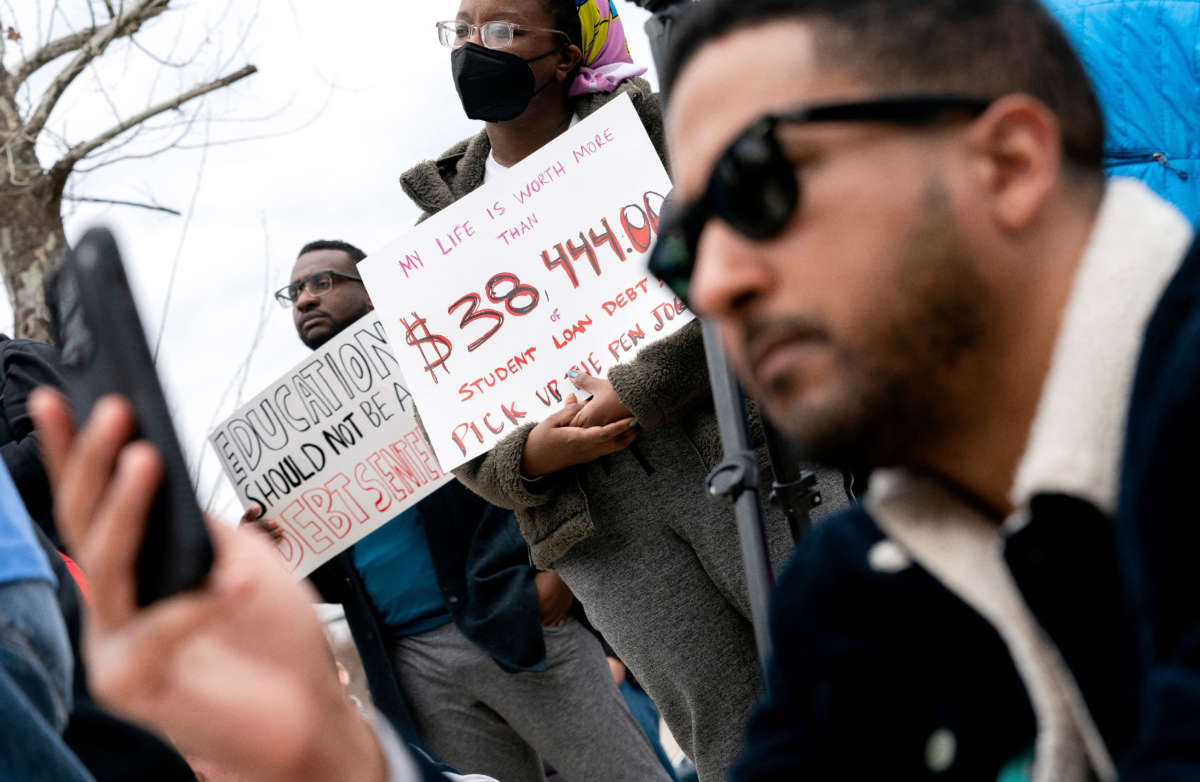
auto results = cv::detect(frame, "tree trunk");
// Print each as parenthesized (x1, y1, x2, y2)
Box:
(0, 142, 67, 343)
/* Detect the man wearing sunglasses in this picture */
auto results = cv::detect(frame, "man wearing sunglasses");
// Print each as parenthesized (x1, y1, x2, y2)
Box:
(651, 0, 1199, 779)
(254, 239, 668, 782)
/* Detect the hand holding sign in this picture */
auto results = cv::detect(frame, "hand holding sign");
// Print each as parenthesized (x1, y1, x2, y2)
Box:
(567, 372, 632, 428)
(209, 314, 452, 580)
(239, 504, 285, 543)
(520, 393, 639, 478)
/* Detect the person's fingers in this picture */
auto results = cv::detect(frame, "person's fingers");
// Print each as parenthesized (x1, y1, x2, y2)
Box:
(568, 371, 601, 393)
(570, 403, 618, 429)
(80, 441, 163, 631)
(576, 419, 638, 458)
(544, 397, 584, 427)
(88, 567, 245, 712)
(239, 506, 281, 542)
(612, 429, 640, 451)
(568, 398, 605, 428)
(570, 417, 634, 446)
(237, 504, 264, 526)
(87, 519, 246, 707)
(53, 397, 136, 554)
(29, 387, 76, 493)
(597, 417, 638, 440)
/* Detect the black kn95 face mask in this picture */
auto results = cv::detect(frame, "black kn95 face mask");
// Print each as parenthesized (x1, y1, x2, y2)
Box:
(451, 42, 561, 122)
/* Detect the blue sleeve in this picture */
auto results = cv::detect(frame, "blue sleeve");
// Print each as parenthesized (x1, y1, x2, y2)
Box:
(0, 463, 54, 587)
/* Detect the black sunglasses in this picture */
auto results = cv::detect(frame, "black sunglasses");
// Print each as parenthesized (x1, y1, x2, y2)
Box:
(647, 95, 991, 306)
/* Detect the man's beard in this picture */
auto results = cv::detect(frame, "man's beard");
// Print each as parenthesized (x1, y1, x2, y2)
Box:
(752, 180, 989, 471)
(299, 303, 373, 350)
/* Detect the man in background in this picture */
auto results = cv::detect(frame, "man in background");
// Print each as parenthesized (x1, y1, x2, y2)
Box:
(249, 239, 667, 782)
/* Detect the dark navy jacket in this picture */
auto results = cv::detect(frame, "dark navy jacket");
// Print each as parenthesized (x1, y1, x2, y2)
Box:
(734, 237, 1200, 780)
(1113, 233, 1200, 777)
(1004, 235, 1200, 778)
(309, 480, 544, 749)
(730, 507, 1038, 781)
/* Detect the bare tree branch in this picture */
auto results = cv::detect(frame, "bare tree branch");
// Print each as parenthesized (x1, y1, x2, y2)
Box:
(153, 121, 210, 363)
(0, 39, 16, 131)
(130, 31, 196, 68)
(10, 27, 94, 87)
(172, 81, 334, 151)
(62, 194, 181, 215)
(72, 117, 195, 173)
(42, 0, 67, 53)
(22, 0, 169, 139)
(52, 62, 256, 172)
(198, 211, 275, 505)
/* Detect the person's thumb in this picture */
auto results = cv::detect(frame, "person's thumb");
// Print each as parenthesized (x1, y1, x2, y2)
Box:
(568, 370, 600, 393)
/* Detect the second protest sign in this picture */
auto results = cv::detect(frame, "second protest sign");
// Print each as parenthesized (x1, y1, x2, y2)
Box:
(209, 313, 451, 579)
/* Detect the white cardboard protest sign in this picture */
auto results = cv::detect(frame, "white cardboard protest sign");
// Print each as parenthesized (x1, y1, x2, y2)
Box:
(209, 313, 452, 579)
(359, 94, 690, 470)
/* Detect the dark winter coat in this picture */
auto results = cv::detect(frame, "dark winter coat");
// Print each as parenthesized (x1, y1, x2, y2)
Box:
(735, 181, 1199, 780)
(0, 335, 65, 544)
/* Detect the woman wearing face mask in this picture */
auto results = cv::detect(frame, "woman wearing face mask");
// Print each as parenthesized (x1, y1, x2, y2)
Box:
(402, 3, 844, 780)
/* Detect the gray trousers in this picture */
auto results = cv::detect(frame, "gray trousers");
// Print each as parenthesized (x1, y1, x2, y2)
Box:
(391, 618, 670, 782)
(552, 423, 797, 782)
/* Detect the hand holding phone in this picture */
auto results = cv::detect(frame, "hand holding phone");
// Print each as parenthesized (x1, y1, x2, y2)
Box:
(47, 227, 212, 605)
(28, 389, 387, 782)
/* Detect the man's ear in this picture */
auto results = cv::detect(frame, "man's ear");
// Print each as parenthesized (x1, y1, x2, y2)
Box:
(964, 95, 1063, 233)
(556, 44, 583, 81)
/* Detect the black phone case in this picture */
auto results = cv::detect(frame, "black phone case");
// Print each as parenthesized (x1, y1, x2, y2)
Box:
(48, 227, 213, 605)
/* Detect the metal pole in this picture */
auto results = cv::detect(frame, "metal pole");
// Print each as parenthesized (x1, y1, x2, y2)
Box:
(641, 0, 779, 675)
(762, 422, 821, 540)
(700, 320, 775, 672)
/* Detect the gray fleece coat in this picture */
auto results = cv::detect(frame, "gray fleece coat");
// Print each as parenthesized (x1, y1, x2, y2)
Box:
(399, 79, 847, 781)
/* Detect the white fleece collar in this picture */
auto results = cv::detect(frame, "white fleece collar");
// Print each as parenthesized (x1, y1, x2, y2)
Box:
(865, 180, 1193, 782)
(868, 470, 1095, 782)
(1009, 179, 1193, 515)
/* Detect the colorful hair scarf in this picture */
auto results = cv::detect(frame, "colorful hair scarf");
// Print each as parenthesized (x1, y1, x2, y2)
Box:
(570, 0, 647, 96)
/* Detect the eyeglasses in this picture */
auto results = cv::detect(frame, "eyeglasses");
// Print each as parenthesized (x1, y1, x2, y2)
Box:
(436, 20, 570, 50)
(647, 95, 991, 307)
(274, 270, 363, 307)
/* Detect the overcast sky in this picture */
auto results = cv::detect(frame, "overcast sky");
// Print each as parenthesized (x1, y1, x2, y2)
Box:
(0, 0, 662, 518)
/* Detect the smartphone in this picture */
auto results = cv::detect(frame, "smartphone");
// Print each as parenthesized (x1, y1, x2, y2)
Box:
(47, 227, 213, 605)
